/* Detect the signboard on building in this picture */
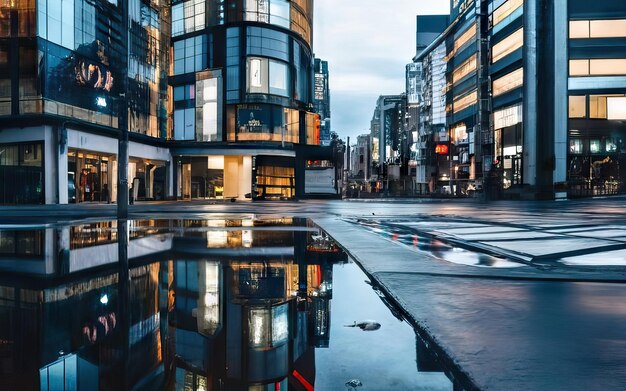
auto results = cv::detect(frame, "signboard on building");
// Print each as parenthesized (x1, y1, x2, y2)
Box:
(451, 0, 475, 19)
(305, 168, 336, 194)
(314, 74, 325, 100)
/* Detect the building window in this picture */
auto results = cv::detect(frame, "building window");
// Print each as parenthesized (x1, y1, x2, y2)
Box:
(245, 0, 290, 29)
(569, 59, 626, 76)
(452, 54, 477, 84)
(246, 57, 289, 97)
(492, 0, 524, 29)
(196, 73, 222, 142)
(269, 60, 288, 96)
(226, 27, 240, 102)
(587, 95, 626, 119)
(492, 68, 523, 97)
(568, 96, 586, 118)
(172, 0, 206, 37)
(246, 26, 289, 62)
(569, 139, 583, 154)
(570, 19, 626, 39)
(492, 28, 523, 64)
(453, 90, 477, 113)
(453, 23, 476, 55)
(174, 108, 196, 140)
(38, 0, 75, 48)
(173, 35, 208, 75)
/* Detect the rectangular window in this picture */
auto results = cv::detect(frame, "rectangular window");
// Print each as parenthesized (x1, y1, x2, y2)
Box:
(226, 27, 240, 101)
(269, 60, 288, 96)
(245, 0, 290, 29)
(492, 0, 524, 28)
(569, 139, 583, 154)
(453, 90, 477, 113)
(569, 20, 590, 39)
(590, 96, 607, 119)
(452, 54, 477, 84)
(570, 19, 626, 39)
(453, 23, 476, 55)
(492, 28, 523, 64)
(173, 36, 207, 75)
(570, 59, 626, 76)
(247, 57, 269, 93)
(196, 74, 222, 142)
(590, 59, 626, 76)
(568, 96, 586, 118)
(174, 108, 196, 140)
(172, 0, 205, 37)
(492, 68, 523, 97)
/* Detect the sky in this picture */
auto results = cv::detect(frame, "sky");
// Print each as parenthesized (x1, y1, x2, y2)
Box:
(313, 0, 450, 143)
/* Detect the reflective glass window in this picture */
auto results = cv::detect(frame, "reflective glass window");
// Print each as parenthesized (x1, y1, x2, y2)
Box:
(492, 67, 523, 97)
(453, 90, 477, 113)
(245, 0, 290, 29)
(570, 19, 626, 39)
(173, 36, 207, 75)
(568, 95, 586, 118)
(196, 74, 222, 142)
(569, 20, 590, 38)
(269, 60, 288, 96)
(172, 0, 205, 37)
(492, 0, 524, 28)
(570, 59, 626, 76)
(492, 28, 523, 64)
(246, 27, 289, 62)
(454, 23, 476, 55)
(226, 27, 240, 101)
(174, 107, 196, 140)
(569, 59, 589, 76)
(452, 54, 477, 84)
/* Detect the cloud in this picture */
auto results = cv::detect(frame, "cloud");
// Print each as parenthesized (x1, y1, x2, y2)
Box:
(313, 0, 449, 142)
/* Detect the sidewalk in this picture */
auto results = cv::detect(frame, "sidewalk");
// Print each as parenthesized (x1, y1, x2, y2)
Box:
(314, 216, 626, 390)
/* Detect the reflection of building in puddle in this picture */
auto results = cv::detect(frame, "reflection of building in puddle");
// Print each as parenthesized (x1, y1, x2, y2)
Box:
(0, 218, 346, 390)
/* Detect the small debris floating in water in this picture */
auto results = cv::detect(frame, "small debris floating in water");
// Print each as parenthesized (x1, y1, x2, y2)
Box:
(345, 379, 363, 390)
(344, 320, 381, 331)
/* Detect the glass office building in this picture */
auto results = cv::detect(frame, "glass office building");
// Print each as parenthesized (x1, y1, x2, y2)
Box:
(169, 0, 338, 201)
(0, 0, 173, 204)
(0, 0, 337, 204)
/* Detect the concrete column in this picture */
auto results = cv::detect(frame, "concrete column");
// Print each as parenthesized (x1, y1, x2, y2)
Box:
(553, 0, 569, 195)
(44, 126, 58, 204)
(57, 127, 69, 204)
(523, 0, 538, 188)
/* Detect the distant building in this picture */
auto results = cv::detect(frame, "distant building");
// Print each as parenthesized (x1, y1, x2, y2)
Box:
(350, 134, 371, 180)
(314, 59, 332, 146)
(369, 95, 407, 187)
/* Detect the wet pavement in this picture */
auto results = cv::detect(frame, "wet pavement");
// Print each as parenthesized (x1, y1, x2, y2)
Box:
(0, 217, 453, 391)
(4, 198, 626, 390)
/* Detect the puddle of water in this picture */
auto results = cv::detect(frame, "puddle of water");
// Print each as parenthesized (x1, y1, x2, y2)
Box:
(0, 217, 452, 391)
(355, 219, 526, 269)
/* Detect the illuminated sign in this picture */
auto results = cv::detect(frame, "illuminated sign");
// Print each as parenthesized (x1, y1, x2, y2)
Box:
(75, 59, 114, 92)
(96, 97, 107, 107)
(435, 144, 449, 155)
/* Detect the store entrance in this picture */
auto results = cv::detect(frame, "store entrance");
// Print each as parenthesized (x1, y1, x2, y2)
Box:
(68, 150, 112, 203)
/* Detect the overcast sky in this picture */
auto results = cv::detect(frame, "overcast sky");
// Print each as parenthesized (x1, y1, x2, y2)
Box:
(313, 0, 450, 143)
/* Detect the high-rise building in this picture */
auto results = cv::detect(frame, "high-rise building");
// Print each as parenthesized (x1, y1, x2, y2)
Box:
(313, 58, 331, 146)
(414, 0, 626, 199)
(0, 0, 338, 205)
(0, 0, 172, 205)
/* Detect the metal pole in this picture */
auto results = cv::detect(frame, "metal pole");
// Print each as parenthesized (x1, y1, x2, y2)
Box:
(117, 0, 129, 219)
